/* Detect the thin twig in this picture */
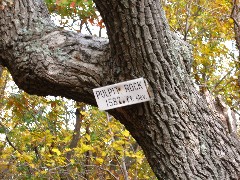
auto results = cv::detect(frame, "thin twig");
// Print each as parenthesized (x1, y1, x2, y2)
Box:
(0, 121, 22, 154)
(85, 22, 93, 35)
(213, 68, 234, 91)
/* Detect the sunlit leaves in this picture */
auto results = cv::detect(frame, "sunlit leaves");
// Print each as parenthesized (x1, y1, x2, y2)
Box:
(163, 0, 240, 110)
(47, 0, 96, 19)
(45, 0, 105, 34)
(0, 73, 155, 178)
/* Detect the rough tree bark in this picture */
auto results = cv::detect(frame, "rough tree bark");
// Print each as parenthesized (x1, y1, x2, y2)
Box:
(0, 0, 240, 179)
(231, 0, 240, 89)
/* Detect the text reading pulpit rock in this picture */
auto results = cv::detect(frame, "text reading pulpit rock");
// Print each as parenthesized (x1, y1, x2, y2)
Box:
(93, 78, 150, 110)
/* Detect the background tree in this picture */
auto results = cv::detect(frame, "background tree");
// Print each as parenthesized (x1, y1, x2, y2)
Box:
(162, 0, 240, 111)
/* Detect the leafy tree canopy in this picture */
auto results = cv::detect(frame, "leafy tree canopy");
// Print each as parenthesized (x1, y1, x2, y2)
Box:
(162, 0, 239, 110)
(47, 0, 239, 110)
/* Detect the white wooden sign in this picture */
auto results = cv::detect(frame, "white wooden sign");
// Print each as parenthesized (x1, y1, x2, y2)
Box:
(93, 78, 150, 110)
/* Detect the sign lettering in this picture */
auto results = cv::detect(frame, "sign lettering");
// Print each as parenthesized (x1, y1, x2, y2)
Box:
(93, 78, 150, 110)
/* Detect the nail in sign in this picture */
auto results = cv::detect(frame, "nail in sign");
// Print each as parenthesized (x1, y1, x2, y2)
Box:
(93, 78, 150, 110)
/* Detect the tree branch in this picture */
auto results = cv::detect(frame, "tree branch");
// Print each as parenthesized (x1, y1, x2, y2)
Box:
(0, 1, 110, 105)
(0, 121, 22, 154)
(66, 103, 84, 162)
(213, 68, 234, 92)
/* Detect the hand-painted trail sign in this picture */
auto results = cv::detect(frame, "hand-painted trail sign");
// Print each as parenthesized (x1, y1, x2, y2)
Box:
(93, 78, 150, 110)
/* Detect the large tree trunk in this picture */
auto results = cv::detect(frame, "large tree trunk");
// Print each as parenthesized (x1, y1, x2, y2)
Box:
(231, 0, 240, 89)
(0, 0, 239, 179)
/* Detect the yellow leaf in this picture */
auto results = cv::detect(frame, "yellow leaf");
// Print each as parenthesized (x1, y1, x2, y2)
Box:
(48, 154, 53, 158)
(52, 148, 61, 156)
(22, 153, 33, 162)
(41, 170, 47, 175)
(64, 135, 72, 142)
(122, 130, 130, 137)
(80, 111, 89, 116)
(70, 159, 75, 164)
(229, 18, 234, 24)
(29, 163, 35, 168)
(101, 151, 107, 157)
(85, 134, 91, 141)
(112, 141, 124, 151)
(81, 144, 93, 153)
(96, 158, 104, 164)
(65, 148, 72, 152)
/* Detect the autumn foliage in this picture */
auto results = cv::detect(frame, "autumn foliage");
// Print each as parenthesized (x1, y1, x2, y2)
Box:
(0, 0, 239, 179)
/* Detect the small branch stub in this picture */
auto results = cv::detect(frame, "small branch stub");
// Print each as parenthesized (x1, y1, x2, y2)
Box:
(93, 78, 150, 110)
